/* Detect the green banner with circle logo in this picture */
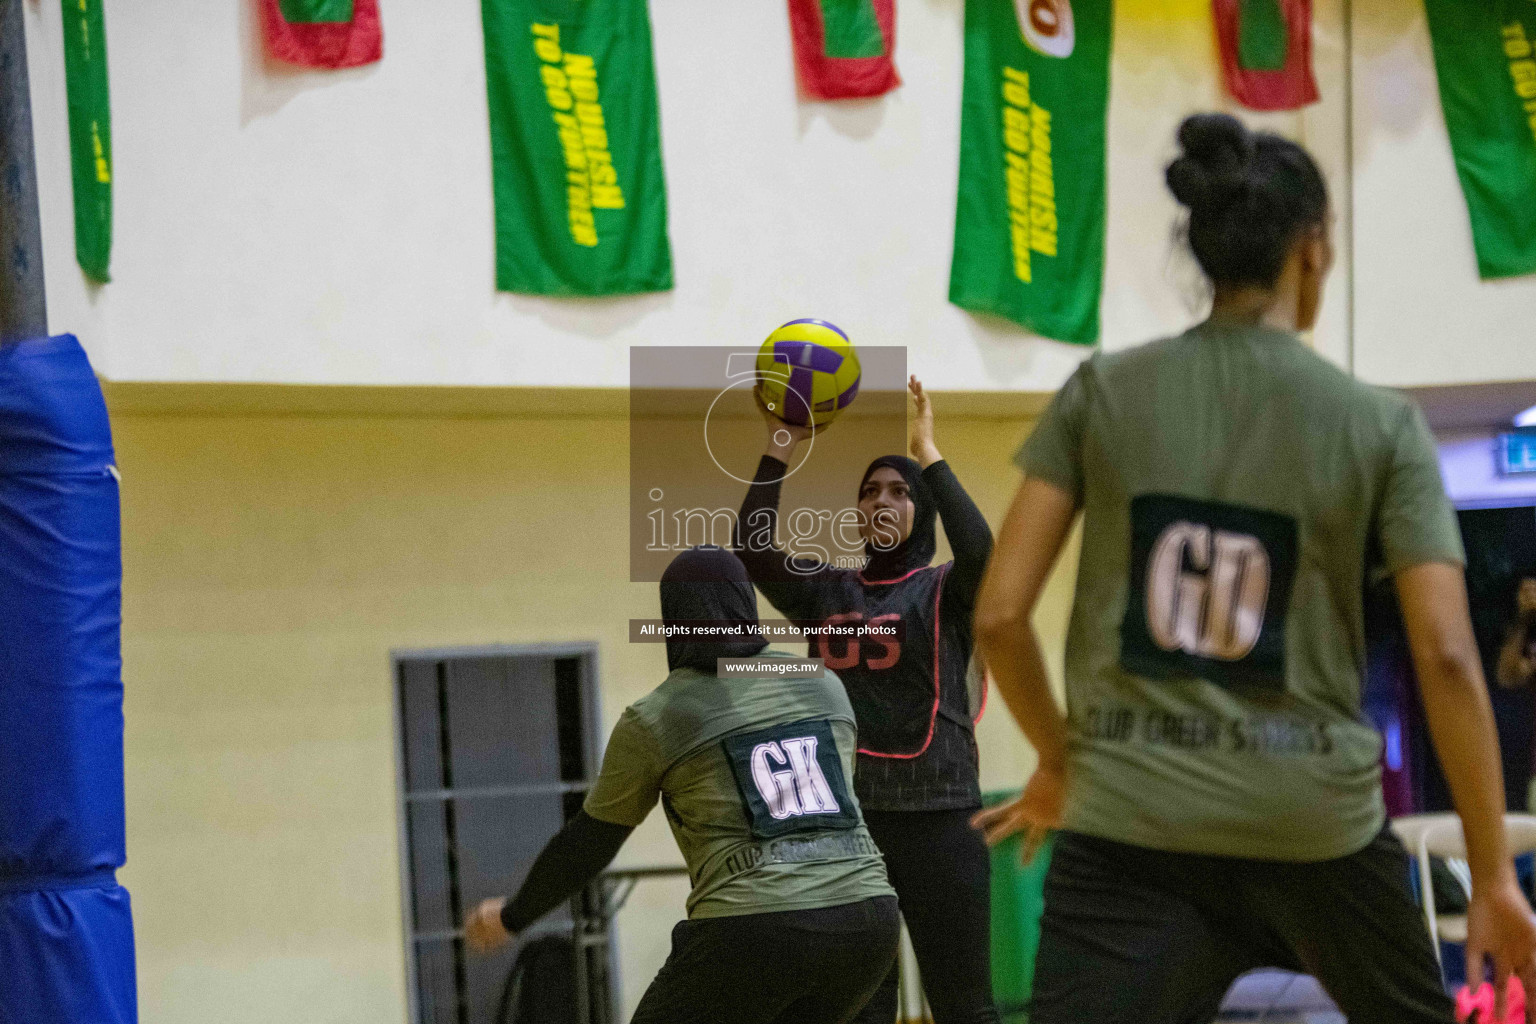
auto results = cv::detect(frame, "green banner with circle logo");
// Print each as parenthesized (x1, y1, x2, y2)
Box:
(948, 0, 1112, 345)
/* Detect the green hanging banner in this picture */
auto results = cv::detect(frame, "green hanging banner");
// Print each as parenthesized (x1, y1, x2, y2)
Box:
(61, 0, 112, 283)
(278, 0, 355, 23)
(480, 0, 673, 296)
(949, 0, 1112, 346)
(1424, 0, 1536, 280)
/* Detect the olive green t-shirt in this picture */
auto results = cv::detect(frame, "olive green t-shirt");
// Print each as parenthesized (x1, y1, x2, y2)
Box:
(1016, 322, 1464, 862)
(583, 651, 894, 918)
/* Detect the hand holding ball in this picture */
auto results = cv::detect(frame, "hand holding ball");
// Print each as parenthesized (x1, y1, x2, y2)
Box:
(754, 319, 861, 431)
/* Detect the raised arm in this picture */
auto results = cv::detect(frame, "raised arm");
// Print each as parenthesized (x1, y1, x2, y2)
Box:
(734, 390, 833, 616)
(908, 377, 993, 612)
(736, 453, 813, 585)
(1396, 562, 1536, 1002)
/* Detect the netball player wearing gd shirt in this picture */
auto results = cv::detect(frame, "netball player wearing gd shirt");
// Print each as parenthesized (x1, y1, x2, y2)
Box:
(974, 114, 1536, 1024)
(736, 377, 999, 1024)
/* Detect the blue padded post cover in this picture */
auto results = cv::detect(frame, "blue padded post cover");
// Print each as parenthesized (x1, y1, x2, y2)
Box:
(0, 335, 136, 1024)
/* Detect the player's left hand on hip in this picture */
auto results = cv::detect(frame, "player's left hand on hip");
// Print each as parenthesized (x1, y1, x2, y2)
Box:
(971, 762, 1065, 864)
(464, 897, 512, 953)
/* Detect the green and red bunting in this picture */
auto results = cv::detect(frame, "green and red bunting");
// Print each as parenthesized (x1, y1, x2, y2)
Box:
(788, 0, 901, 100)
(1424, 0, 1536, 280)
(259, 0, 382, 69)
(1213, 0, 1317, 111)
(61, 0, 111, 283)
(278, 0, 354, 22)
(480, 0, 672, 295)
(949, 0, 1112, 346)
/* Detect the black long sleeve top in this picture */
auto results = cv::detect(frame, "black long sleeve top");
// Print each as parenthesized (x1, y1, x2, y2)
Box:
(499, 811, 633, 934)
(735, 456, 994, 811)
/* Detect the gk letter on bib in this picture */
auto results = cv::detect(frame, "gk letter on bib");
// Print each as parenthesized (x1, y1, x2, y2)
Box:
(948, 0, 1112, 345)
(724, 720, 859, 839)
(1121, 495, 1298, 691)
(480, 0, 673, 295)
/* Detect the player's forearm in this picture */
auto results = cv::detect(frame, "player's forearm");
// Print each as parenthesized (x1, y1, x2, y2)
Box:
(978, 620, 1068, 768)
(923, 461, 993, 564)
(499, 811, 632, 934)
(974, 478, 1077, 769)
(735, 456, 789, 573)
(1496, 633, 1532, 687)
(1418, 655, 1515, 890)
(765, 435, 798, 463)
(1497, 645, 1523, 688)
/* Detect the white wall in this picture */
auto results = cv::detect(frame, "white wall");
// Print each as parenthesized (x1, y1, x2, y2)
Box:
(26, 0, 1505, 391)
(1353, 0, 1536, 389)
(103, 400, 1060, 1024)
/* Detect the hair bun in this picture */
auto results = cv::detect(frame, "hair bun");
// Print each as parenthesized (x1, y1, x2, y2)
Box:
(1165, 113, 1256, 211)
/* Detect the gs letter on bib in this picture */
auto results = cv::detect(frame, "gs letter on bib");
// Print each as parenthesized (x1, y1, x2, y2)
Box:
(1121, 494, 1298, 691)
(723, 720, 859, 839)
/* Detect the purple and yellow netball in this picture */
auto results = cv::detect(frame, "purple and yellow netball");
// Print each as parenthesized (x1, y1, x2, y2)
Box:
(755, 319, 861, 429)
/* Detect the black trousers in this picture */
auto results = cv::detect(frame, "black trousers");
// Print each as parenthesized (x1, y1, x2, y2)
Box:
(851, 809, 1002, 1024)
(629, 895, 900, 1024)
(1031, 827, 1456, 1024)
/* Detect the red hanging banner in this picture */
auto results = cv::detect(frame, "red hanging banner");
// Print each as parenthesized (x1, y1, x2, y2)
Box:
(788, 0, 900, 100)
(1213, 0, 1317, 111)
(259, 0, 383, 70)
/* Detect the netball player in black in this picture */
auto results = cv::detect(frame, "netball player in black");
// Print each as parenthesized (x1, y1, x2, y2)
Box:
(736, 376, 999, 1024)
(974, 114, 1536, 1024)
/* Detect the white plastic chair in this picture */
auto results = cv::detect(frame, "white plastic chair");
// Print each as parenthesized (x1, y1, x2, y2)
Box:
(1390, 813, 1456, 867)
(1393, 813, 1536, 966)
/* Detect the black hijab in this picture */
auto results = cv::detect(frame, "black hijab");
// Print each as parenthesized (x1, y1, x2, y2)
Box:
(859, 455, 937, 580)
(659, 546, 769, 672)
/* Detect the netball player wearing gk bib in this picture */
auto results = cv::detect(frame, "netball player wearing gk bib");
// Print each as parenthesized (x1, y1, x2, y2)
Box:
(464, 547, 898, 1024)
(736, 377, 999, 1024)
(972, 113, 1536, 1024)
